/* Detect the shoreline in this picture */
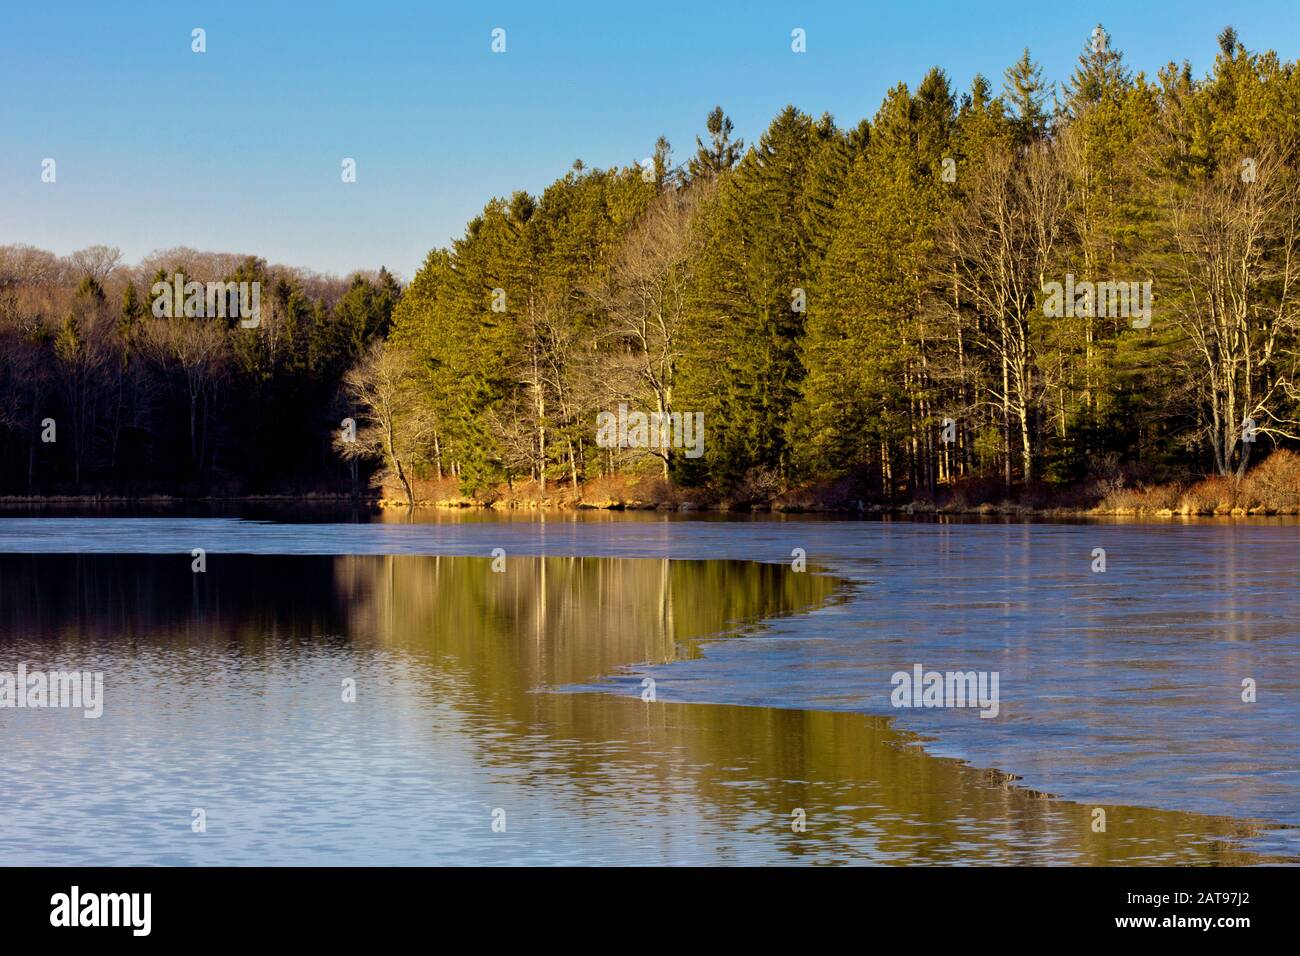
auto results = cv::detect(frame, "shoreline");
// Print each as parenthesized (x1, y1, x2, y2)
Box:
(1, 492, 1296, 518)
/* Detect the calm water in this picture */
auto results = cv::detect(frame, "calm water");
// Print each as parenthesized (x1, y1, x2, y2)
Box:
(0, 510, 1295, 864)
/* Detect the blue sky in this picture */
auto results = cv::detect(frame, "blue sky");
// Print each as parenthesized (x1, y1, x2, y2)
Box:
(3, 1, 1298, 279)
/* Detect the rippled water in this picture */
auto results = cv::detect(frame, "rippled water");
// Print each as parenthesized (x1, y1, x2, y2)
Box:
(0, 510, 1295, 864)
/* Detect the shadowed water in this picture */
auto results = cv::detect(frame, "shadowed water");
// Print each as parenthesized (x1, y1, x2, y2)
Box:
(0, 510, 1295, 864)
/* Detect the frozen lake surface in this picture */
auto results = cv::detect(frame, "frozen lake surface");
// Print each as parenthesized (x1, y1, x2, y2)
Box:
(0, 510, 1295, 863)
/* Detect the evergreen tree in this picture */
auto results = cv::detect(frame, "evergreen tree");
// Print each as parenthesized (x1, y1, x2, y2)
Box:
(1003, 49, 1050, 140)
(688, 106, 744, 180)
(679, 107, 826, 490)
(1065, 24, 1132, 112)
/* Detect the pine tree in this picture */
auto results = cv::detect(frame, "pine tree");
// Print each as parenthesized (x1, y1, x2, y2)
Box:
(688, 106, 744, 180)
(679, 107, 826, 490)
(1003, 49, 1050, 140)
(798, 74, 956, 493)
(1065, 24, 1131, 113)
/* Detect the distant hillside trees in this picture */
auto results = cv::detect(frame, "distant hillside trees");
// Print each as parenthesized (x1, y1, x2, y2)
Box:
(0, 245, 398, 494)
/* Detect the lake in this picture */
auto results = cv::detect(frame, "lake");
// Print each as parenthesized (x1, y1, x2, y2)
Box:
(0, 508, 1295, 864)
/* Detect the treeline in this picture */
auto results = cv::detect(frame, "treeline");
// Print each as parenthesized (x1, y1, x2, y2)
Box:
(0, 244, 397, 495)
(6, 25, 1299, 505)
(369, 24, 1300, 505)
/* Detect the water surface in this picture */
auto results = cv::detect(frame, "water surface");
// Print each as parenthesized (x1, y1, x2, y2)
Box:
(0, 511, 1295, 863)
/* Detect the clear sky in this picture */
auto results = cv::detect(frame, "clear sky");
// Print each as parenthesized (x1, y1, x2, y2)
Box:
(3, 1, 1298, 279)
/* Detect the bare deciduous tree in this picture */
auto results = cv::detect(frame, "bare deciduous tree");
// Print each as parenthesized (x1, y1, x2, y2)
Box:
(595, 183, 710, 476)
(945, 143, 1068, 486)
(1166, 149, 1300, 476)
(66, 246, 123, 285)
(340, 342, 432, 506)
(141, 317, 228, 470)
